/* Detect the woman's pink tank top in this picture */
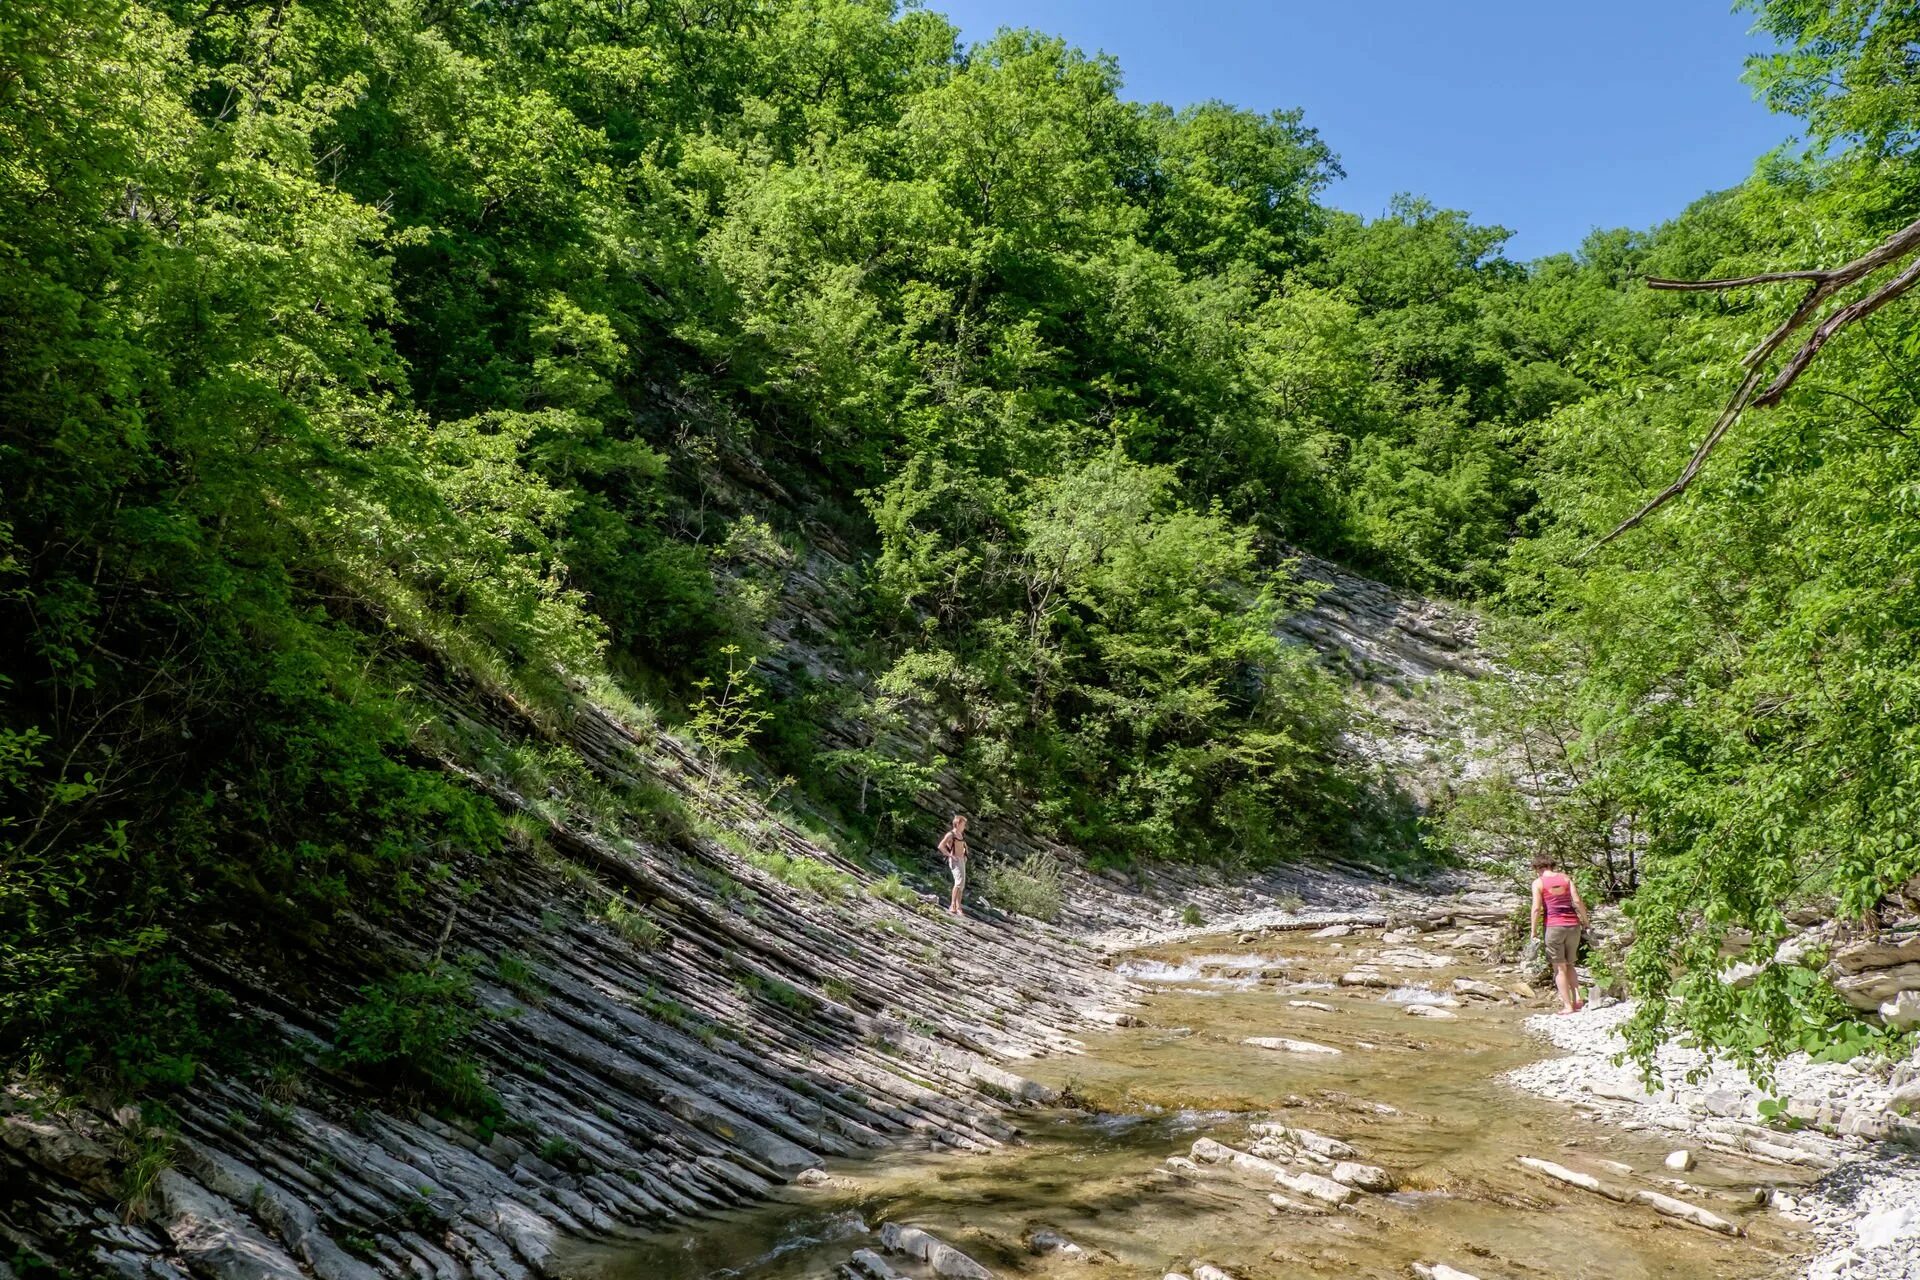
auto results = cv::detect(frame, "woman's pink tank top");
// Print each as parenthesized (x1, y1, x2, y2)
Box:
(1540, 872, 1579, 927)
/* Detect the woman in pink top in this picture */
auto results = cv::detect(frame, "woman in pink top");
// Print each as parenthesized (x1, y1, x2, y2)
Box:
(1530, 853, 1590, 1014)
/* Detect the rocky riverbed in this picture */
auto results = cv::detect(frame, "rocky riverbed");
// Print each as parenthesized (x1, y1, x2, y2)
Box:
(1509, 1001, 1920, 1280)
(559, 911, 1908, 1280)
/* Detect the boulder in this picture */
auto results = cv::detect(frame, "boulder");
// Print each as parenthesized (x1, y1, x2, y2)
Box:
(1404, 1005, 1456, 1020)
(1331, 1161, 1396, 1192)
(876, 1224, 993, 1280)
(1312, 925, 1353, 939)
(1451, 978, 1506, 1001)
(1881, 990, 1920, 1031)
(1665, 1150, 1695, 1172)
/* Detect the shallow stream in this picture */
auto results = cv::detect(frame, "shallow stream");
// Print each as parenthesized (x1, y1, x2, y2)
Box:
(563, 930, 1817, 1280)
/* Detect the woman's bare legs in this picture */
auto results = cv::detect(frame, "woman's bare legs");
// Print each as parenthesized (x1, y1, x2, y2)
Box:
(1553, 961, 1582, 1014)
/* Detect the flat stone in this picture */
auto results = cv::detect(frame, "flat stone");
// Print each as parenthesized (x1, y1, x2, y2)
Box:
(1190, 1138, 1287, 1180)
(1312, 925, 1353, 939)
(1243, 1037, 1341, 1055)
(1404, 1005, 1456, 1020)
(1289, 1000, 1334, 1012)
(1451, 978, 1506, 1001)
(1832, 962, 1920, 1010)
(1830, 934, 1920, 975)
(1412, 1266, 1486, 1280)
(1266, 1192, 1328, 1215)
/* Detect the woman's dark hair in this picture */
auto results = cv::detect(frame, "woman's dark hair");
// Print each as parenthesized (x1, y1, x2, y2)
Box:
(1531, 852, 1557, 872)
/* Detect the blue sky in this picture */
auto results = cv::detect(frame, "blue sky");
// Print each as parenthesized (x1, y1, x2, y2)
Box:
(927, 0, 1796, 260)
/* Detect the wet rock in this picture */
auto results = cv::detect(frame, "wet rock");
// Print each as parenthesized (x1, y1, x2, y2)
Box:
(1665, 1150, 1695, 1172)
(876, 1223, 993, 1280)
(1273, 1168, 1357, 1206)
(1254, 1125, 1356, 1160)
(1191, 1138, 1288, 1180)
(1027, 1229, 1087, 1261)
(1266, 1192, 1327, 1215)
(1376, 948, 1451, 969)
(1450, 978, 1506, 1001)
(1288, 1000, 1334, 1012)
(1411, 1266, 1485, 1280)
(1404, 1005, 1456, 1020)
(1339, 971, 1394, 989)
(1331, 1161, 1396, 1192)
(794, 1168, 834, 1187)
(845, 1250, 903, 1280)
(1192, 1266, 1238, 1280)
(1243, 1037, 1341, 1055)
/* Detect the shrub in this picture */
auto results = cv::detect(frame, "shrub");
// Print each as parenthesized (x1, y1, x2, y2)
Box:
(329, 971, 496, 1117)
(600, 898, 665, 949)
(743, 847, 856, 898)
(977, 852, 1066, 923)
(1180, 904, 1205, 927)
(867, 873, 918, 906)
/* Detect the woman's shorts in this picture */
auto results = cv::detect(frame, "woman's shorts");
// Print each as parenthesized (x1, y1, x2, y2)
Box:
(1544, 925, 1581, 964)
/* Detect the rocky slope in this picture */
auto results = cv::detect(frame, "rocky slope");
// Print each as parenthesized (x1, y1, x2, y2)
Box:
(0, 551, 1492, 1280)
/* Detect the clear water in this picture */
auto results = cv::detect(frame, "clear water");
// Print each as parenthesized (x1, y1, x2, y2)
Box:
(562, 933, 1814, 1280)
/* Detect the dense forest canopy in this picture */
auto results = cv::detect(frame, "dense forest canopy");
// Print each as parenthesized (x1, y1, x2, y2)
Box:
(2, 0, 1917, 1088)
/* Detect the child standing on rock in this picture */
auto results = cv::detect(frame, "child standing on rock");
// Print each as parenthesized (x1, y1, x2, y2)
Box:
(1530, 852, 1590, 1014)
(939, 814, 969, 916)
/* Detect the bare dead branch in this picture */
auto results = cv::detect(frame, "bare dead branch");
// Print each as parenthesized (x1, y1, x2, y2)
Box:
(1753, 256, 1920, 407)
(1645, 269, 1831, 290)
(1589, 215, 1920, 551)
